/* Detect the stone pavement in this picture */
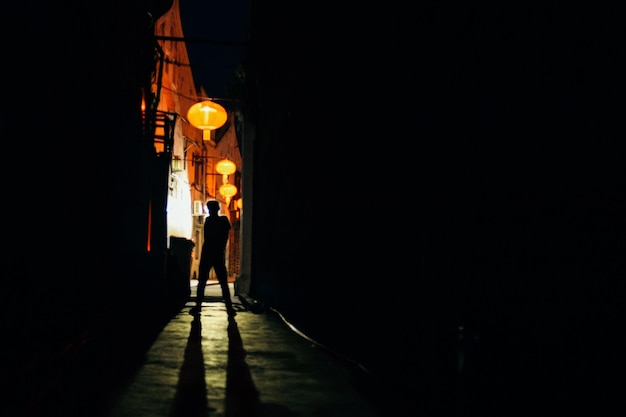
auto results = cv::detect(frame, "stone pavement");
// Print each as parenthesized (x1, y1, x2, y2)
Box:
(99, 281, 406, 417)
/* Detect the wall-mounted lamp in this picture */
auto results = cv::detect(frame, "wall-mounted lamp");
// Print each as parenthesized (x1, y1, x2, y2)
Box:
(186, 100, 228, 141)
(172, 155, 183, 172)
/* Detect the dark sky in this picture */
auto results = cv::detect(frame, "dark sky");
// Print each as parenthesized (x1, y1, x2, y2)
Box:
(178, 0, 250, 99)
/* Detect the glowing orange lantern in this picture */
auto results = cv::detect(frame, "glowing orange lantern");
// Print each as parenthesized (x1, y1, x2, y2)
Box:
(219, 183, 237, 198)
(219, 183, 238, 204)
(219, 184, 237, 201)
(215, 158, 236, 176)
(187, 100, 228, 141)
(216, 158, 237, 184)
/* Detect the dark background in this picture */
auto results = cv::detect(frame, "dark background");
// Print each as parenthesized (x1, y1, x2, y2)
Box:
(238, 2, 626, 415)
(178, 0, 250, 99)
(2, 1, 625, 416)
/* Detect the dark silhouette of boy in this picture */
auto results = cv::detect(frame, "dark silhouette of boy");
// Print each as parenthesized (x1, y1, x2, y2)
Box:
(191, 200, 235, 316)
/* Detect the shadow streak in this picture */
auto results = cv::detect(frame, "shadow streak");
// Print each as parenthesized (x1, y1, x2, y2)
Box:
(225, 316, 262, 417)
(169, 314, 210, 417)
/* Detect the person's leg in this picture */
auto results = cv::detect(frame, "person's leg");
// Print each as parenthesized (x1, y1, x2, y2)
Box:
(190, 277, 206, 315)
(193, 256, 209, 313)
(195, 278, 207, 307)
(215, 261, 234, 315)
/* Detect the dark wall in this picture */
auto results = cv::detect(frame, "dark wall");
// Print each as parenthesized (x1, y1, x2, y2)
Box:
(2, 3, 174, 414)
(244, 2, 626, 414)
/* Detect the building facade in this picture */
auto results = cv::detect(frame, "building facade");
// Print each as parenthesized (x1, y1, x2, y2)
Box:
(154, 0, 243, 284)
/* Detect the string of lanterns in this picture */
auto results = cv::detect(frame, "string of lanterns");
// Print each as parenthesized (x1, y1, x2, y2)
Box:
(187, 100, 238, 205)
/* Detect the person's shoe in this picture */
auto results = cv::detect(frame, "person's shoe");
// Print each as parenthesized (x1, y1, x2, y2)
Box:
(189, 306, 201, 315)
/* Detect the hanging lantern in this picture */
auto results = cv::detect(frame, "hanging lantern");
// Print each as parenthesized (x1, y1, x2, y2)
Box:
(186, 100, 228, 141)
(216, 158, 236, 184)
(215, 159, 236, 176)
(219, 183, 237, 198)
(219, 183, 238, 204)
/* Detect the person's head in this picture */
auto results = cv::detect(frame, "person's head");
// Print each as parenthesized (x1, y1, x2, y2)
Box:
(206, 200, 220, 215)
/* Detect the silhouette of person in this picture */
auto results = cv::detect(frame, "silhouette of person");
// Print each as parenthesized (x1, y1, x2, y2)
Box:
(191, 200, 236, 316)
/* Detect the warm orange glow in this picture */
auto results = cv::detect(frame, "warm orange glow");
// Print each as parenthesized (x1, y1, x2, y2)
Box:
(219, 183, 238, 198)
(216, 159, 236, 175)
(187, 100, 228, 134)
(236, 198, 243, 209)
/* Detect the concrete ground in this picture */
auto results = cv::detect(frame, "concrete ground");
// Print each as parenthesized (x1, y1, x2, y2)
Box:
(15, 278, 416, 417)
